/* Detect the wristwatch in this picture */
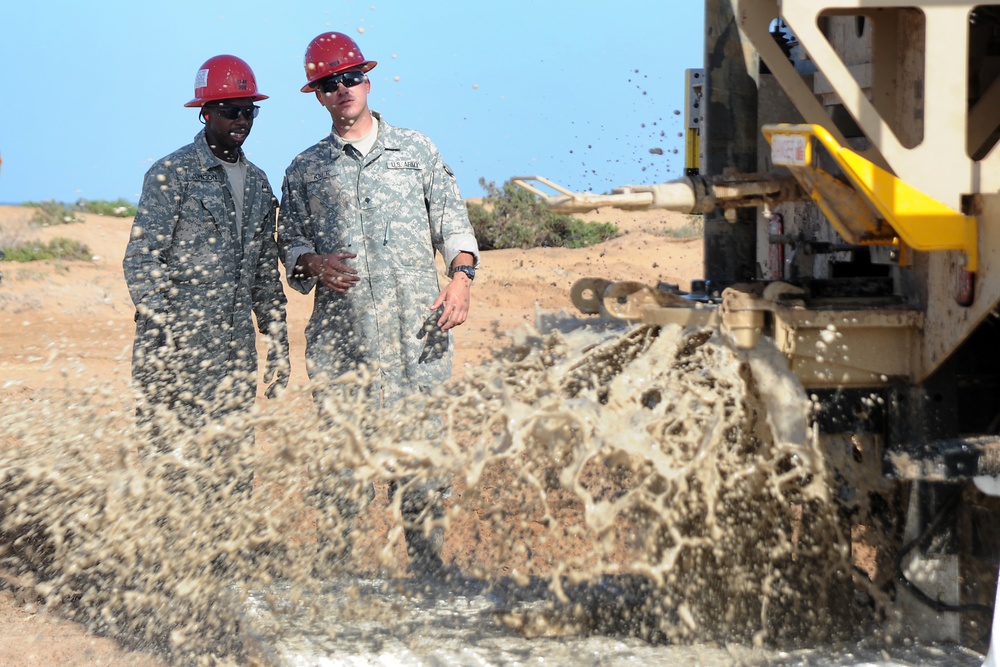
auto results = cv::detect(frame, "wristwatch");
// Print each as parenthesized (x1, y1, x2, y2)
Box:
(449, 265, 476, 281)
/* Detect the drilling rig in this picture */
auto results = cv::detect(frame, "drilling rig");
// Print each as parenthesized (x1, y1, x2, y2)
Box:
(517, 0, 1000, 650)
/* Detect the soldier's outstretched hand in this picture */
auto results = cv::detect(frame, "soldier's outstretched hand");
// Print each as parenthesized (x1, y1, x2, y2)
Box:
(432, 273, 472, 331)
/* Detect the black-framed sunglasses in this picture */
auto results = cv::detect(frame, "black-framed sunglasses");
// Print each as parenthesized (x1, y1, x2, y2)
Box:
(316, 70, 366, 94)
(207, 104, 260, 121)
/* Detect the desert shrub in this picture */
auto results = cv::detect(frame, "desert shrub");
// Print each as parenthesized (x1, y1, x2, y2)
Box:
(659, 215, 704, 239)
(76, 198, 137, 217)
(24, 198, 137, 225)
(23, 201, 84, 227)
(468, 178, 618, 250)
(1, 237, 92, 262)
(558, 218, 621, 249)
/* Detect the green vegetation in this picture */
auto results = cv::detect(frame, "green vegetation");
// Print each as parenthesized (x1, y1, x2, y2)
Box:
(660, 214, 704, 239)
(23, 198, 136, 226)
(76, 198, 137, 217)
(23, 200, 84, 227)
(560, 217, 621, 248)
(1, 237, 93, 262)
(467, 178, 619, 250)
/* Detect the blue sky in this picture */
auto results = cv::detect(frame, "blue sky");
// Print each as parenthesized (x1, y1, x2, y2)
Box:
(0, 1, 703, 205)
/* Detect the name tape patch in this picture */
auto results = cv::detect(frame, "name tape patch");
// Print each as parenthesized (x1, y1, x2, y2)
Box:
(190, 173, 223, 182)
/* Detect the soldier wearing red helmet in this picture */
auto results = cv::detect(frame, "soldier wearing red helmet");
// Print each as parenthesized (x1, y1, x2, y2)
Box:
(278, 32, 480, 576)
(299, 31, 377, 93)
(184, 54, 270, 164)
(124, 55, 289, 492)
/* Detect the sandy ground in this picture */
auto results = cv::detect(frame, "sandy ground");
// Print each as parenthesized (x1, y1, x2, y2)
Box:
(0, 204, 703, 665)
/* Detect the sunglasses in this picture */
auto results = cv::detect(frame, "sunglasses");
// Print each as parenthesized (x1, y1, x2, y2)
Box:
(207, 104, 260, 121)
(317, 70, 366, 94)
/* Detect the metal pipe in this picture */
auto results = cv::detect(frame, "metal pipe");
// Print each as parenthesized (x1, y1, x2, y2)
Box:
(512, 174, 805, 215)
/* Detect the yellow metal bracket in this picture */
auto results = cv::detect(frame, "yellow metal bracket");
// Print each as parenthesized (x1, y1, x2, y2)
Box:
(762, 124, 978, 271)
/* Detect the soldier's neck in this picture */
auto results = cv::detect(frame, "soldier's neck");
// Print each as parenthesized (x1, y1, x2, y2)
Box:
(335, 111, 374, 142)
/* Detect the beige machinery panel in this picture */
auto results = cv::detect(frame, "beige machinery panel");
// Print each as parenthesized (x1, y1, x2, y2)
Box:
(737, 0, 1000, 382)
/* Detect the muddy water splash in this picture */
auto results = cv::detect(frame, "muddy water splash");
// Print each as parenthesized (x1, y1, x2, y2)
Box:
(0, 317, 862, 665)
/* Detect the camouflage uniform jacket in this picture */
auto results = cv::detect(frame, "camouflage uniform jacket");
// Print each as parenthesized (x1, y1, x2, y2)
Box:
(123, 130, 288, 422)
(278, 112, 479, 402)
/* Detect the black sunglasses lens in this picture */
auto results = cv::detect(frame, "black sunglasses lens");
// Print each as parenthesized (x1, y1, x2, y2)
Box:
(342, 72, 364, 88)
(319, 71, 365, 93)
(211, 105, 258, 120)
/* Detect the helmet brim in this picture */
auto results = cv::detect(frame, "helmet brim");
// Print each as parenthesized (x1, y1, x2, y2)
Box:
(184, 92, 269, 108)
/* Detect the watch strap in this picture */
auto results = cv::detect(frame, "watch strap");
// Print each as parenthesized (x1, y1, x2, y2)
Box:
(449, 265, 475, 281)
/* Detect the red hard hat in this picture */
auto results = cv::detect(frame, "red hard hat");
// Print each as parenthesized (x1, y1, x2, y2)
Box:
(184, 55, 269, 108)
(301, 32, 377, 93)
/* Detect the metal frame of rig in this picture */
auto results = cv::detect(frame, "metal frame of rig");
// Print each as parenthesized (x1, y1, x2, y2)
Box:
(516, 1, 1000, 651)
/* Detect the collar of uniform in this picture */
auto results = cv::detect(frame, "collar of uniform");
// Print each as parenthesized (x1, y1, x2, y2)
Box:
(327, 127, 355, 153)
(327, 111, 402, 154)
(370, 111, 402, 151)
(194, 129, 244, 169)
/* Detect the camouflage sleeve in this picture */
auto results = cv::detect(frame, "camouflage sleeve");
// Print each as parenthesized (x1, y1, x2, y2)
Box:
(277, 169, 318, 295)
(252, 194, 289, 346)
(427, 152, 480, 269)
(122, 162, 182, 317)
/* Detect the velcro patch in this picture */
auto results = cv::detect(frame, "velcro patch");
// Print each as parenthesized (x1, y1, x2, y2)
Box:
(387, 160, 420, 169)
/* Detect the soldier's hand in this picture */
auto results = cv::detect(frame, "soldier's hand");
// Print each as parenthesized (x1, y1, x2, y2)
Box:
(300, 251, 360, 293)
(432, 273, 472, 331)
